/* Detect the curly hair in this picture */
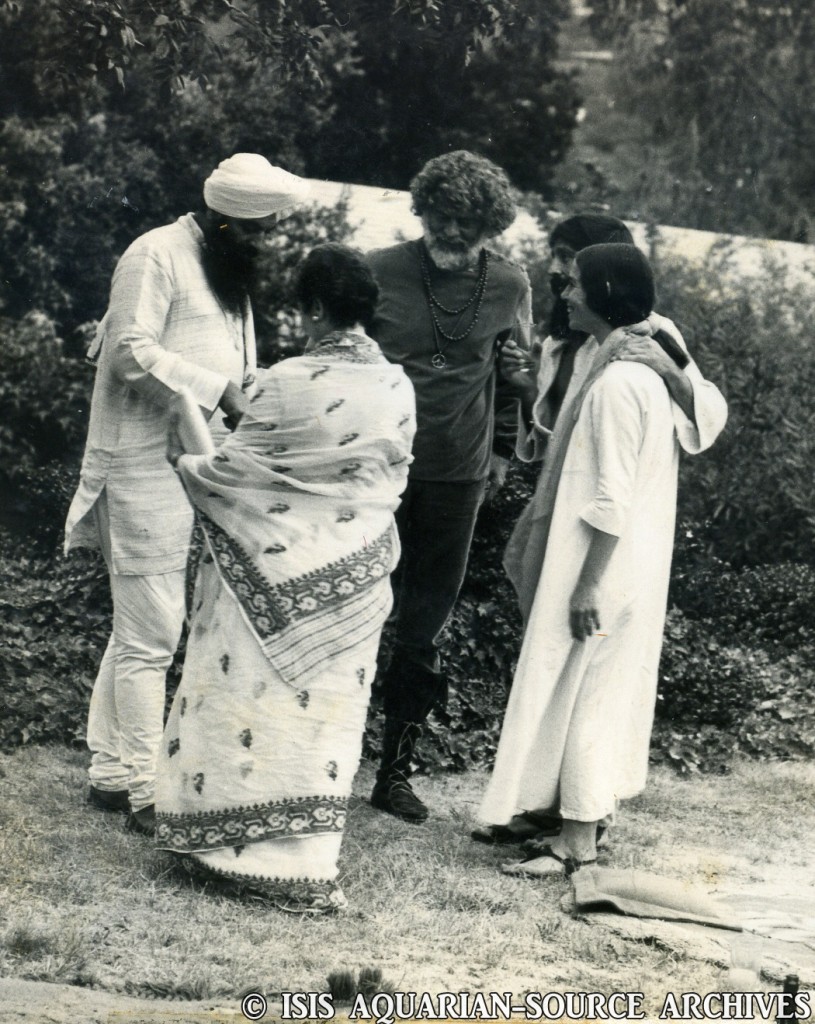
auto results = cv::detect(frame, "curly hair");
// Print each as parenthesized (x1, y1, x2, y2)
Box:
(295, 243, 379, 330)
(410, 150, 516, 238)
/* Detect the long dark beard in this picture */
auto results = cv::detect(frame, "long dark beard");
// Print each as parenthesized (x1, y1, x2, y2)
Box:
(548, 273, 588, 343)
(200, 223, 259, 316)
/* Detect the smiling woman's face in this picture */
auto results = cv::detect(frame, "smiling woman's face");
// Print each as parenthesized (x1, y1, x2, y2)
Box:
(562, 260, 596, 334)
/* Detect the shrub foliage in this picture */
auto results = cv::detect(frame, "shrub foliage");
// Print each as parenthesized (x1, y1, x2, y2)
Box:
(652, 241, 815, 568)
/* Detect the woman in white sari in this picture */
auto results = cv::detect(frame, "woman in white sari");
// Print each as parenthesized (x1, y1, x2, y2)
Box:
(155, 244, 415, 912)
(479, 244, 687, 876)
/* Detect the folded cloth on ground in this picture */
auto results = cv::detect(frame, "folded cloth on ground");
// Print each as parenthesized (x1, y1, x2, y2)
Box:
(572, 867, 743, 931)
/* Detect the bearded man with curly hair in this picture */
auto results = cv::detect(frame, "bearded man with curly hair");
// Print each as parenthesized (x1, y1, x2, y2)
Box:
(366, 150, 532, 822)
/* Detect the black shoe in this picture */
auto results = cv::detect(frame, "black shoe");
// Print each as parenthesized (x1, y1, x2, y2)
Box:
(371, 780, 428, 823)
(471, 811, 562, 845)
(88, 785, 130, 814)
(125, 804, 156, 836)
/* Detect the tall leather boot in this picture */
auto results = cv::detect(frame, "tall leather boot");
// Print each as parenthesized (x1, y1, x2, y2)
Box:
(370, 718, 428, 822)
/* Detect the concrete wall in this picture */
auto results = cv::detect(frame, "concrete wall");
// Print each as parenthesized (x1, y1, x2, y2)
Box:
(305, 178, 815, 287)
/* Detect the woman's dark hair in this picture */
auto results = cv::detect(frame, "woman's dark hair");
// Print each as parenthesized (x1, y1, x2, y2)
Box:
(575, 243, 655, 328)
(549, 213, 634, 252)
(295, 243, 379, 330)
(575, 243, 688, 368)
(547, 215, 636, 341)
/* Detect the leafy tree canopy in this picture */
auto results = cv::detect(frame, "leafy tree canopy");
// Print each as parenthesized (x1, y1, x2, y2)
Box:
(0, 0, 577, 190)
(0, 0, 578, 327)
(0, 0, 529, 114)
(584, 0, 815, 241)
(305, 0, 578, 193)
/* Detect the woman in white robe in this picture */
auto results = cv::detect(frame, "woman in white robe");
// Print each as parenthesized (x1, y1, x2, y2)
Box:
(479, 243, 687, 874)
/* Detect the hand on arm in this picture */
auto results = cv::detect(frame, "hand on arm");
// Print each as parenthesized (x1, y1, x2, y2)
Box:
(218, 380, 249, 431)
(500, 337, 541, 424)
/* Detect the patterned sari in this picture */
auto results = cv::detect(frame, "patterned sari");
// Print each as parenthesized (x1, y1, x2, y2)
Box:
(154, 331, 415, 912)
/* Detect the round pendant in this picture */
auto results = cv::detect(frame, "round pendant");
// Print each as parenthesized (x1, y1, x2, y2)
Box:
(431, 353, 447, 369)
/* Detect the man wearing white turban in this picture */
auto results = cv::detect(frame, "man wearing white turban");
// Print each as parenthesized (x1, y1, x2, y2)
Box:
(203, 152, 311, 220)
(65, 154, 310, 835)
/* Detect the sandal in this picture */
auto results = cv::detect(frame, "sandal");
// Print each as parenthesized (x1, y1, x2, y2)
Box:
(501, 844, 596, 878)
(471, 811, 561, 846)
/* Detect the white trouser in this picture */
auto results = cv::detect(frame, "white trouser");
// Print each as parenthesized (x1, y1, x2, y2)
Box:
(87, 490, 186, 810)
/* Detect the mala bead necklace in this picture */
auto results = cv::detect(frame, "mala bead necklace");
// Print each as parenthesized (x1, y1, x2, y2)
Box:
(419, 244, 490, 369)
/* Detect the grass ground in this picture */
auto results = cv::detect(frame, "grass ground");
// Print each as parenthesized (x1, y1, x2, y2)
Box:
(1, 745, 814, 1023)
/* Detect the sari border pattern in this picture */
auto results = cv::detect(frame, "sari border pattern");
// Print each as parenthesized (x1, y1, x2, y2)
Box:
(171, 855, 345, 911)
(156, 794, 347, 850)
(197, 511, 395, 641)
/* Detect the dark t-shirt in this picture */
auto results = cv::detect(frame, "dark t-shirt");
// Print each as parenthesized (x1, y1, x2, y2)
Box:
(367, 240, 530, 482)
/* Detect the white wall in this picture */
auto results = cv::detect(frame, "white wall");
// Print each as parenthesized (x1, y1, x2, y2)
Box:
(305, 178, 815, 286)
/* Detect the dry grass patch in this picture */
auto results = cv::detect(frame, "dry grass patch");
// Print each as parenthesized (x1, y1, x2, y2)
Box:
(1, 746, 813, 1017)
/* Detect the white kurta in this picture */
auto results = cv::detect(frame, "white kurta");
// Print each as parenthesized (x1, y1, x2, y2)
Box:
(516, 313, 728, 463)
(481, 360, 679, 825)
(64, 214, 256, 575)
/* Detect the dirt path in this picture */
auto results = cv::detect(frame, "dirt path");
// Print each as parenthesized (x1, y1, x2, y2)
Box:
(0, 978, 243, 1024)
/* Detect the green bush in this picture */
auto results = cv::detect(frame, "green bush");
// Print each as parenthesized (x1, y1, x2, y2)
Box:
(657, 552, 815, 772)
(0, 549, 109, 747)
(0, 114, 168, 326)
(658, 609, 780, 730)
(671, 560, 815, 655)
(651, 241, 815, 568)
(0, 313, 92, 551)
(653, 607, 815, 774)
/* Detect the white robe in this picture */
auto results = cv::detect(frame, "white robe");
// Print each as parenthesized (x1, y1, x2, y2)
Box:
(515, 313, 728, 463)
(64, 214, 256, 574)
(480, 360, 679, 824)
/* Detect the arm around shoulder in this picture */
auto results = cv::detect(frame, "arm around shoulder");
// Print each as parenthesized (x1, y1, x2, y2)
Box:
(616, 316, 728, 454)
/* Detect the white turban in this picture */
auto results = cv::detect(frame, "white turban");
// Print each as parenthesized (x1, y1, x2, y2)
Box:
(203, 153, 311, 219)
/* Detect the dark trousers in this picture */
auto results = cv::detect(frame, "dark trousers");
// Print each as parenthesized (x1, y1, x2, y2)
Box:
(382, 477, 485, 725)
